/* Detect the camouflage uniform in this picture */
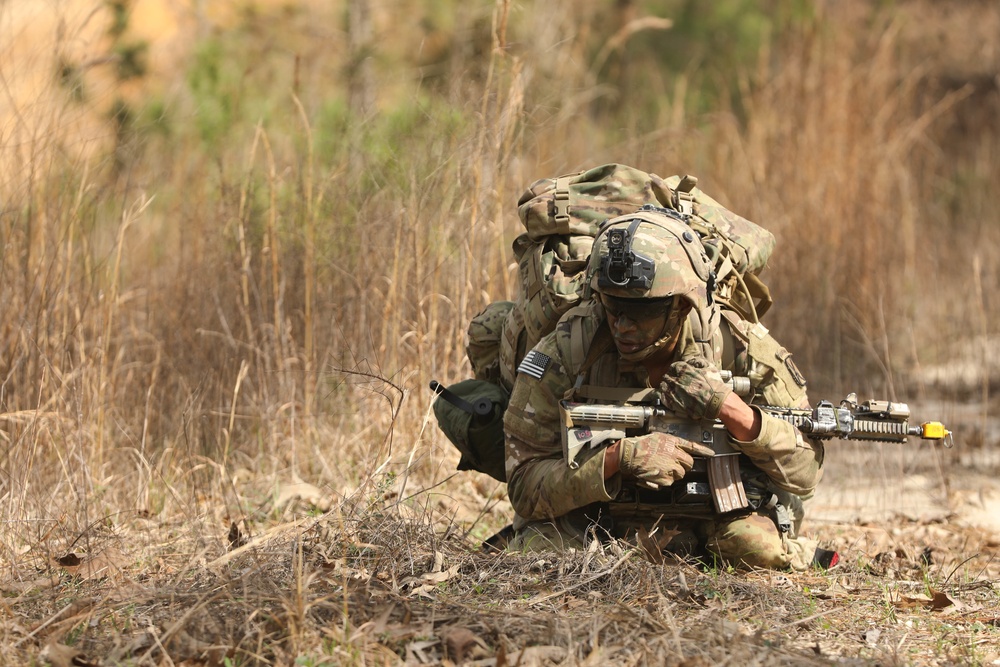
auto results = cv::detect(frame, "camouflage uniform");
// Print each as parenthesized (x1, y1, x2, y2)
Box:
(503, 211, 824, 571)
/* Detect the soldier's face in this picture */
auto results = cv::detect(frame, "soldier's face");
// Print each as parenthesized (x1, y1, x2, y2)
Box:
(599, 295, 677, 356)
(607, 312, 668, 356)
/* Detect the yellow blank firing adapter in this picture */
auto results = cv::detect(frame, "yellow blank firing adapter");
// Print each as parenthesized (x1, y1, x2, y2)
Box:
(921, 421, 951, 442)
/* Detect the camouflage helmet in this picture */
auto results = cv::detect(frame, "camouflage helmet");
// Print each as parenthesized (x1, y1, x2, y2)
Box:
(588, 206, 714, 313)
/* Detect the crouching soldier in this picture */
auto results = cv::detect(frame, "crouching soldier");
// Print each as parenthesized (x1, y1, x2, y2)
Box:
(503, 207, 834, 570)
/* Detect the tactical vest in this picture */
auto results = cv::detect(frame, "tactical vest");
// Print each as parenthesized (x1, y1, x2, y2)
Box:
(559, 303, 808, 516)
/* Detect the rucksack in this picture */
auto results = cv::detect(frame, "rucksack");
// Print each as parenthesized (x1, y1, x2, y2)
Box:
(433, 163, 776, 482)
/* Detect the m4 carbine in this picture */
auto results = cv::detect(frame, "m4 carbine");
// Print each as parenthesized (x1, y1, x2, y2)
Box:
(559, 376, 951, 513)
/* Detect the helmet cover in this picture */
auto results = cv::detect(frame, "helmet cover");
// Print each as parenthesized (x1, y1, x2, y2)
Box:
(589, 207, 714, 314)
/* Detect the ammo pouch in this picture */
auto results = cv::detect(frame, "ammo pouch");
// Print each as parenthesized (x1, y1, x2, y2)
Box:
(430, 379, 509, 483)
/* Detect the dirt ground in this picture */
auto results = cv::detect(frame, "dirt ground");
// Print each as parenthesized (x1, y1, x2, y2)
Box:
(4, 399, 999, 667)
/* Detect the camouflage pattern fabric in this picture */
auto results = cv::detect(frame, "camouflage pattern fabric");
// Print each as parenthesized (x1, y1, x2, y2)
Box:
(509, 506, 818, 572)
(500, 165, 682, 389)
(588, 210, 715, 304)
(517, 163, 677, 240)
(659, 356, 734, 421)
(587, 209, 720, 364)
(663, 175, 775, 277)
(467, 301, 514, 386)
(503, 301, 825, 570)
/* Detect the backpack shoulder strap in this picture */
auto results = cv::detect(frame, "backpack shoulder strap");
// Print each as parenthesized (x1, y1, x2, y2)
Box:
(564, 320, 660, 403)
(570, 322, 614, 395)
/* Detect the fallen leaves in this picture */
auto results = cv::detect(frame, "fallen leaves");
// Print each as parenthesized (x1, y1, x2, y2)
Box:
(226, 521, 247, 550)
(7, 492, 998, 667)
(1, 573, 61, 595)
(103, 627, 232, 667)
(810, 574, 973, 619)
(55, 548, 129, 582)
(894, 588, 964, 612)
(273, 481, 332, 512)
(506, 645, 569, 666)
(401, 552, 463, 598)
(812, 580, 851, 600)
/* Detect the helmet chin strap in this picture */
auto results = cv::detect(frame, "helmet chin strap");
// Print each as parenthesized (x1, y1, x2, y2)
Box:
(616, 306, 688, 363)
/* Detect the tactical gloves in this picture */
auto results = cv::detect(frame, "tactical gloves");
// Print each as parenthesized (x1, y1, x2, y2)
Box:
(618, 433, 714, 489)
(659, 356, 733, 421)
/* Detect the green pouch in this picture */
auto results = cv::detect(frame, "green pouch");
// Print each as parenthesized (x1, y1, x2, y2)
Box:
(430, 379, 509, 483)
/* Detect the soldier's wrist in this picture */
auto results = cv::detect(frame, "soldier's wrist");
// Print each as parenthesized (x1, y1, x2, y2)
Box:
(707, 385, 734, 420)
(604, 441, 621, 479)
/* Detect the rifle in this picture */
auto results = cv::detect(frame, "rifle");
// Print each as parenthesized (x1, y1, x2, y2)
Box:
(559, 374, 951, 514)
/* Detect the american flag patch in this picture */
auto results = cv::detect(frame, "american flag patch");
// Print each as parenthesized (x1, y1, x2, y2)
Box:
(517, 350, 552, 379)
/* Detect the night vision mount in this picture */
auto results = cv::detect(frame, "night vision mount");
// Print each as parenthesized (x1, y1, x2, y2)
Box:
(596, 218, 656, 290)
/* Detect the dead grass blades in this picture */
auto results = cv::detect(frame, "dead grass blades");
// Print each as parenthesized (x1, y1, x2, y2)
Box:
(2, 0, 999, 665)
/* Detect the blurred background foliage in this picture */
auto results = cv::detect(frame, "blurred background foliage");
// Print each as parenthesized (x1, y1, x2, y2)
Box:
(1, 0, 998, 506)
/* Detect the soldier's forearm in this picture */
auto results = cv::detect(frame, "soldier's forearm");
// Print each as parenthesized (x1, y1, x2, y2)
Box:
(718, 394, 761, 441)
(730, 413, 824, 495)
(603, 441, 621, 479)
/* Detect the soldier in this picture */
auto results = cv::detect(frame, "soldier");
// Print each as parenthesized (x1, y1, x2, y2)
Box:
(503, 207, 832, 570)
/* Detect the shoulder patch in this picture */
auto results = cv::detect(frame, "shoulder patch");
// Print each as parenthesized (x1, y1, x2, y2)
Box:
(776, 347, 808, 388)
(517, 350, 552, 380)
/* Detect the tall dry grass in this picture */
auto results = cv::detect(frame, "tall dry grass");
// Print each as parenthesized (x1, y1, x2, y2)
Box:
(1, 1, 997, 647)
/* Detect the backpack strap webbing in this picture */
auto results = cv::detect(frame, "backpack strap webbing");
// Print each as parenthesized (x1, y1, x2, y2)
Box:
(743, 272, 773, 318)
(563, 321, 614, 401)
(523, 243, 545, 299)
(577, 321, 614, 380)
(565, 323, 659, 403)
(553, 175, 573, 230)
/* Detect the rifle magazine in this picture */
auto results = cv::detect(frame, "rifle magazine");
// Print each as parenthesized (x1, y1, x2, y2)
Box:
(707, 454, 750, 513)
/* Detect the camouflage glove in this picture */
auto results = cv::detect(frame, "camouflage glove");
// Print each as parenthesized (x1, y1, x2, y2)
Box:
(618, 433, 714, 490)
(659, 356, 733, 421)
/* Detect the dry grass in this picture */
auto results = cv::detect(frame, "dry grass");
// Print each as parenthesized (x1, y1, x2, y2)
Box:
(3, 478, 998, 665)
(2, 0, 999, 664)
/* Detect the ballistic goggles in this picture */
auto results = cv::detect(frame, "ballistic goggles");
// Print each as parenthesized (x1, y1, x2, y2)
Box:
(598, 294, 676, 322)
